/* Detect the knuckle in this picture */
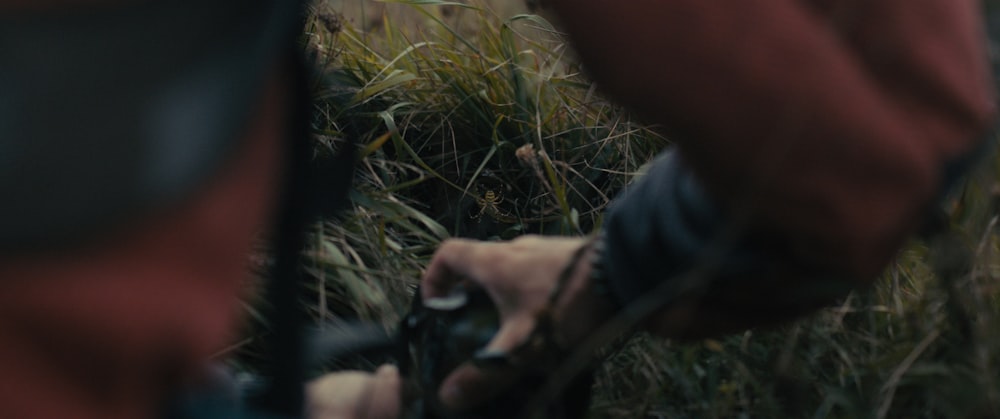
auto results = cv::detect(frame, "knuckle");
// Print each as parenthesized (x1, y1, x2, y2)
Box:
(510, 234, 543, 248)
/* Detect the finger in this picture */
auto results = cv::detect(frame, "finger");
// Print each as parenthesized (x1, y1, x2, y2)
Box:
(438, 361, 521, 411)
(363, 365, 402, 419)
(438, 315, 536, 411)
(421, 239, 481, 299)
(483, 314, 536, 353)
(306, 371, 373, 419)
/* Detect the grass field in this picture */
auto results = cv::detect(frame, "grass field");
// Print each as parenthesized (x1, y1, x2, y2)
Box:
(321, 0, 530, 34)
(247, 2, 1000, 417)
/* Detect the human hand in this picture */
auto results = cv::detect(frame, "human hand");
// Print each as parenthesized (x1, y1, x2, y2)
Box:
(420, 235, 615, 411)
(306, 365, 401, 419)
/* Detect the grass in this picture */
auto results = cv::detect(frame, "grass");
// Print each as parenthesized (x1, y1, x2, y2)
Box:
(246, 1, 1000, 417)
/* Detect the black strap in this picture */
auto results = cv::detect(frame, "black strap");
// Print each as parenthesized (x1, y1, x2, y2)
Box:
(249, 44, 359, 416)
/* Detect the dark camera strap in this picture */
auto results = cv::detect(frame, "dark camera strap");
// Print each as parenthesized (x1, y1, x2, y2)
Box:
(249, 50, 360, 419)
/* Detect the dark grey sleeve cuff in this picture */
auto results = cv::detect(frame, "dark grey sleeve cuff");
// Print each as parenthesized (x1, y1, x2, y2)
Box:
(599, 149, 852, 312)
(601, 150, 727, 304)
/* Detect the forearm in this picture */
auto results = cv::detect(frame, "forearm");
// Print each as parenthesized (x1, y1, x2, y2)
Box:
(598, 151, 858, 338)
(548, 0, 995, 279)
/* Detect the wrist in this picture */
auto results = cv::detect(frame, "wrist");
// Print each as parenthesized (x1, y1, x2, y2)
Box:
(552, 235, 618, 347)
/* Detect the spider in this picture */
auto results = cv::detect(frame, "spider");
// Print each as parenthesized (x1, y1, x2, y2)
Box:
(471, 188, 513, 222)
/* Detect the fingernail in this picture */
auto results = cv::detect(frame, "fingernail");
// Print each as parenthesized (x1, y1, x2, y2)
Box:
(472, 349, 512, 369)
(376, 364, 398, 376)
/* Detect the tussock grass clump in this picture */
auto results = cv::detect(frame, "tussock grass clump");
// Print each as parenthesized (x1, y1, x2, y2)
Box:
(308, 0, 666, 240)
(289, 2, 1000, 417)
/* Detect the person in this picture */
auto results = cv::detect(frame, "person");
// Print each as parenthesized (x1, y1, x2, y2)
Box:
(2, 2, 994, 419)
(419, 0, 996, 413)
(0, 0, 398, 418)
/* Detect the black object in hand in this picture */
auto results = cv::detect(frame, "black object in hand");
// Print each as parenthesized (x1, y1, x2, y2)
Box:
(398, 286, 593, 419)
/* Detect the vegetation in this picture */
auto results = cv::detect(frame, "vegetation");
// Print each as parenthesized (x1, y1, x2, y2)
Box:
(248, 1, 1000, 417)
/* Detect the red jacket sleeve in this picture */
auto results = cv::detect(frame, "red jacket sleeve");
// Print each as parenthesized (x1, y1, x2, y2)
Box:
(550, 0, 995, 280)
(0, 78, 285, 419)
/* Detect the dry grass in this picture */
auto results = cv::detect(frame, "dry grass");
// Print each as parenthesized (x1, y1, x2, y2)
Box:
(243, 2, 1000, 417)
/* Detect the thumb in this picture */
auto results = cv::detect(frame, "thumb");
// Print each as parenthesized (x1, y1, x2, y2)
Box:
(365, 364, 402, 419)
(438, 315, 537, 411)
